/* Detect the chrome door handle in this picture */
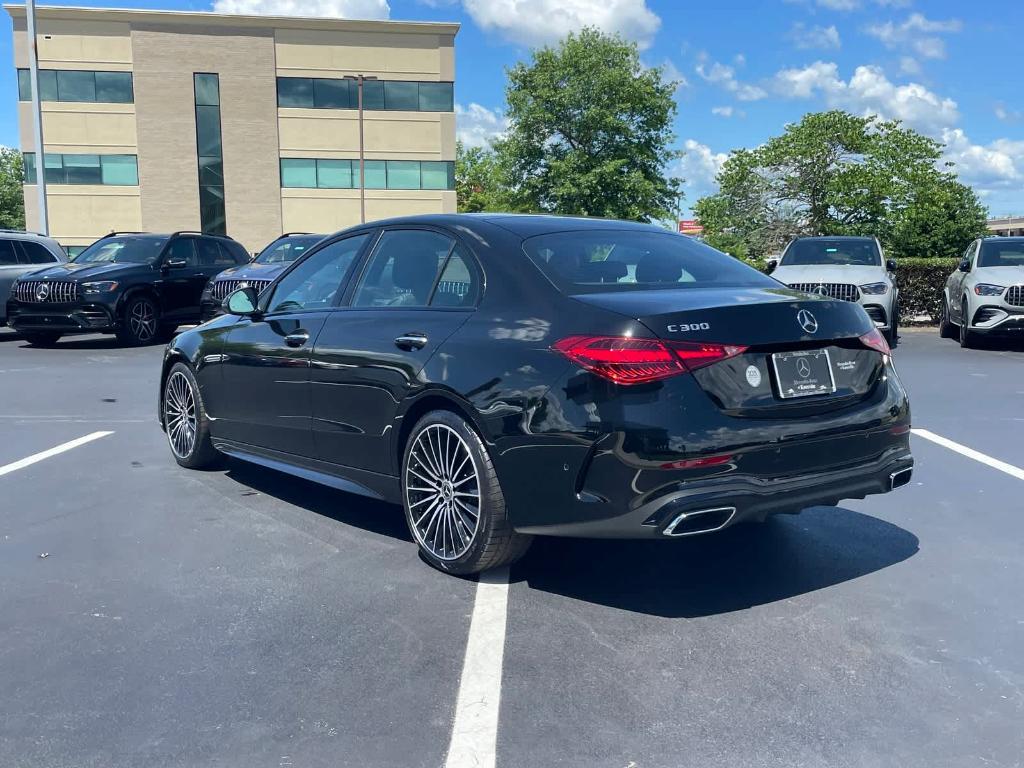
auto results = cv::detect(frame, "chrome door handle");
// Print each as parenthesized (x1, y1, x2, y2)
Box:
(284, 331, 310, 347)
(395, 333, 428, 350)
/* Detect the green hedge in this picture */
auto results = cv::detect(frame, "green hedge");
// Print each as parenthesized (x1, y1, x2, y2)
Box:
(895, 258, 958, 323)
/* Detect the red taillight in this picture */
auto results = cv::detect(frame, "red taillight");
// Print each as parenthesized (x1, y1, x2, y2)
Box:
(859, 328, 890, 355)
(659, 453, 734, 470)
(553, 336, 748, 385)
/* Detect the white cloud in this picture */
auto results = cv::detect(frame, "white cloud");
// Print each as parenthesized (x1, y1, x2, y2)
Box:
(676, 139, 728, 201)
(455, 103, 509, 148)
(696, 58, 767, 101)
(994, 103, 1022, 123)
(789, 23, 841, 50)
(461, 0, 660, 49)
(711, 106, 744, 118)
(657, 59, 690, 92)
(770, 61, 959, 133)
(941, 129, 1024, 190)
(865, 13, 962, 60)
(898, 56, 921, 76)
(816, 0, 858, 10)
(212, 0, 390, 18)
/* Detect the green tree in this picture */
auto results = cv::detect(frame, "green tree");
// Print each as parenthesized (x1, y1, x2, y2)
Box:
(695, 110, 987, 260)
(497, 27, 682, 221)
(455, 140, 507, 213)
(0, 146, 26, 230)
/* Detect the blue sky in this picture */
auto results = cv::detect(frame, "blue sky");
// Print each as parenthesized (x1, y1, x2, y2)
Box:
(3, 0, 1023, 216)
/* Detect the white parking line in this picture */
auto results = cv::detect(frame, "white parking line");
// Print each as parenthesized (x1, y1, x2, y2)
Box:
(445, 567, 510, 768)
(912, 428, 1024, 481)
(0, 431, 114, 478)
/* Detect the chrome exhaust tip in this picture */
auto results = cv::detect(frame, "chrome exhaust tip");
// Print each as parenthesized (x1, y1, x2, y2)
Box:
(889, 467, 913, 490)
(662, 506, 737, 537)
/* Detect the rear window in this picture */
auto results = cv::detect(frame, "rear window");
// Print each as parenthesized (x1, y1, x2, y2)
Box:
(780, 239, 880, 266)
(522, 230, 774, 294)
(978, 240, 1024, 268)
(256, 235, 323, 265)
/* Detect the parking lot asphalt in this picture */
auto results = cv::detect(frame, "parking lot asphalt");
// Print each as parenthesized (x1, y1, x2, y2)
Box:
(1, 326, 1022, 768)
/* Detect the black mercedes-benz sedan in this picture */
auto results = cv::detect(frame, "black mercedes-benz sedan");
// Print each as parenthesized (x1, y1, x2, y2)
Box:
(159, 214, 913, 574)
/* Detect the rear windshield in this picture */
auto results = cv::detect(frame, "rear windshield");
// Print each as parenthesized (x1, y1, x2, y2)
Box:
(256, 235, 323, 265)
(522, 230, 775, 294)
(780, 239, 880, 266)
(72, 236, 168, 264)
(978, 240, 1024, 268)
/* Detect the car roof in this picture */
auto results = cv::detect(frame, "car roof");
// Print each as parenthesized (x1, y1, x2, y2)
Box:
(353, 213, 671, 239)
(0, 229, 58, 242)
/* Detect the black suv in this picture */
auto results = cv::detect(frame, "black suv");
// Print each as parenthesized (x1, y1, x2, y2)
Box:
(6, 231, 249, 346)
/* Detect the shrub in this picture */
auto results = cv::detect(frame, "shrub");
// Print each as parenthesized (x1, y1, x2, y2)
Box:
(895, 258, 958, 323)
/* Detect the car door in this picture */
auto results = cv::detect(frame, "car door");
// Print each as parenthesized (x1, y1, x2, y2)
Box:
(949, 240, 978, 322)
(0, 239, 24, 320)
(215, 232, 371, 456)
(157, 237, 204, 322)
(310, 228, 480, 474)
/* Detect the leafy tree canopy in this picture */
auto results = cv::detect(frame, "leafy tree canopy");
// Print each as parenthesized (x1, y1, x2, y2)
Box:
(694, 110, 988, 260)
(0, 147, 26, 230)
(481, 27, 682, 222)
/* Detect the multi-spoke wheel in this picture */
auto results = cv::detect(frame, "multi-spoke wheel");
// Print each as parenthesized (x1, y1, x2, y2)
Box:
(118, 295, 159, 346)
(162, 362, 220, 469)
(402, 410, 531, 574)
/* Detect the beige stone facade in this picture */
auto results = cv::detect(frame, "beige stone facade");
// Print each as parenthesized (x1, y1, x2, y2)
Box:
(7, 4, 458, 253)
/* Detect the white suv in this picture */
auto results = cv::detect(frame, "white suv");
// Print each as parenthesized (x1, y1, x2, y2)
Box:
(0, 230, 67, 326)
(940, 237, 1024, 348)
(769, 236, 899, 346)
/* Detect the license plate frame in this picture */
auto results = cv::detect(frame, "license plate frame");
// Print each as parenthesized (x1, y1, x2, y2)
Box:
(771, 348, 837, 400)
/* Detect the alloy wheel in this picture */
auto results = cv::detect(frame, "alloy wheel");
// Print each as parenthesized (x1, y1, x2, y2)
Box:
(405, 423, 481, 561)
(130, 300, 157, 342)
(164, 371, 198, 459)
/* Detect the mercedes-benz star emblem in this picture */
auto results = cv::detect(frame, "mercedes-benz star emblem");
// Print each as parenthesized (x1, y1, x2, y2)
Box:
(796, 358, 812, 378)
(814, 284, 829, 296)
(797, 309, 818, 334)
(35, 283, 50, 302)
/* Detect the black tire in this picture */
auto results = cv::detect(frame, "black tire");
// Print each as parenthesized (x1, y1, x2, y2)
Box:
(117, 295, 160, 346)
(21, 331, 62, 347)
(938, 297, 955, 339)
(959, 299, 975, 349)
(402, 410, 532, 575)
(886, 303, 899, 349)
(162, 362, 221, 469)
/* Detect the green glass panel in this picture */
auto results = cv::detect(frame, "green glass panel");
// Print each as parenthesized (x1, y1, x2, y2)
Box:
(418, 82, 453, 111)
(57, 70, 96, 102)
(194, 73, 220, 106)
(96, 71, 133, 103)
(386, 160, 420, 189)
(277, 77, 314, 108)
(281, 158, 317, 188)
(313, 78, 352, 109)
(317, 159, 353, 189)
(363, 160, 386, 189)
(101, 155, 139, 185)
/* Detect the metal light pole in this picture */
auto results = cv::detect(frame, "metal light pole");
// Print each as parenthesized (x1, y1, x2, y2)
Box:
(25, 0, 48, 235)
(344, 74, 377, 224)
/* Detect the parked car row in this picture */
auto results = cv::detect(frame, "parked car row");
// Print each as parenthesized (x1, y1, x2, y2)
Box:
(1, 230, 324, 346)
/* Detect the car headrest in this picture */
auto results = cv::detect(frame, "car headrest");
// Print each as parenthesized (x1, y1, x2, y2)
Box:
(635, 252, 683, 283)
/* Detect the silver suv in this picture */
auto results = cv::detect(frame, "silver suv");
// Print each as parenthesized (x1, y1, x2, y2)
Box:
(769, 236, 898, 346)
(0, 230, 67, 326)
(940, 236, 1024, 348)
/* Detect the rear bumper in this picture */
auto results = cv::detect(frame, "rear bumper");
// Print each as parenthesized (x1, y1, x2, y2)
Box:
(515, 448, 914, 538)
(6, 302, 116, 333)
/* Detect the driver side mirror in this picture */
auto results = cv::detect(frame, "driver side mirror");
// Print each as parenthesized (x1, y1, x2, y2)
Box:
(225, 286, 260, 317)
(958, 258, 971, 273)
(886, 259, 897, 272)
(164, 258, 188, 270)
(765, 258, 778, 274)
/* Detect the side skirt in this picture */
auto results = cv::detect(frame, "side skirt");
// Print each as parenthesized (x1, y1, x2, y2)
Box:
(212, 438, 402, 504)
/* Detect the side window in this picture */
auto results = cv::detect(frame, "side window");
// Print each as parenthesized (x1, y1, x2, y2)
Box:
(20, 241, 60, 264)
(195, 239, 232, 268)
(227, 241, 250, 265)
(165, 238, 198, 267)
(352, 230, 453, 308)
(0, 239, 18, 265)
(431, 245, 480, 307)
(268, 234, 368, 314)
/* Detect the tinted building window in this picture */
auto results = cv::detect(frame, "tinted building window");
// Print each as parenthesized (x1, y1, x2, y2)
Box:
(279, 159, 456, 190)
(194, 73, 226, 236)
(276, 78, 453, 112)
(18, 69, 132, 103)
(22, 153, 138, 186)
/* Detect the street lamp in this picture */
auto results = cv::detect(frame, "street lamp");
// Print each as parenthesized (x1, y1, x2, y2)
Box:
(25, 0, 48, 235)
(343, 74, 378, 224)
